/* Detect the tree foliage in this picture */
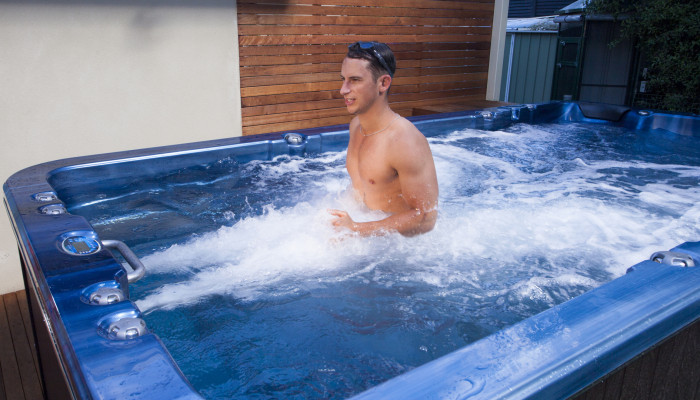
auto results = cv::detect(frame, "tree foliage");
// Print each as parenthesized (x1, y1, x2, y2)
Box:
(587, 0, 700, 113)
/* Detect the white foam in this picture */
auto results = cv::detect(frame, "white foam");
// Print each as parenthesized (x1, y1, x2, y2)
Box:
(136, 126, 700, 312)
(137, 191, 395, 310)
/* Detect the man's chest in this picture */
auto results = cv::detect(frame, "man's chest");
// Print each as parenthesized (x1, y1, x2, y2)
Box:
(352, 144, 397, 186)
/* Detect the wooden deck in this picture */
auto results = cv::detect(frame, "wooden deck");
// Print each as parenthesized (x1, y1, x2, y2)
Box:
(410, 99, 513, 116)
(0, 291, 43, 400)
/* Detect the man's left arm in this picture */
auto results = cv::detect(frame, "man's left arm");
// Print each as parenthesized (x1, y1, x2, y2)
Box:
(388, 134, 439, 235)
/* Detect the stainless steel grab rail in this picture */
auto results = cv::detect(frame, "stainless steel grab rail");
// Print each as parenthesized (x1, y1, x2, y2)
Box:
(101, 240, 146, 282)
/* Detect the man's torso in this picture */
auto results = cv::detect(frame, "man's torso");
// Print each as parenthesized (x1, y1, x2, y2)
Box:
(346, 119, 411, 214)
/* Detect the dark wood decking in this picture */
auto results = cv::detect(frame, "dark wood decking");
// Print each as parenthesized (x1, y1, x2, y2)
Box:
(0, 291, 43, 400)
(410, 99, 513, 116)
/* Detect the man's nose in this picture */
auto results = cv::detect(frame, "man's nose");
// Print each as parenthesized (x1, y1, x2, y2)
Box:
(340, 81, 350, 95)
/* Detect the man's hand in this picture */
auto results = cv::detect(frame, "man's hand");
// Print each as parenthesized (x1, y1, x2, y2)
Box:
(328, 209, 357, 232)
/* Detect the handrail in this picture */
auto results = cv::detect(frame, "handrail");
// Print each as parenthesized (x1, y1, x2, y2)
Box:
(101, 240, 146, 282)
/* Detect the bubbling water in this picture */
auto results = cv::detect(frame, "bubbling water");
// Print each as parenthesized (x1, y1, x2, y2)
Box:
(127, 122, 700, 399)
(136, 124, 700, 313)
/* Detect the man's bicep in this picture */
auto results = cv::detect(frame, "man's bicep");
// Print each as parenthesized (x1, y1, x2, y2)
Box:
(400, 168, 438, 209)
(395, 152, 438, 210)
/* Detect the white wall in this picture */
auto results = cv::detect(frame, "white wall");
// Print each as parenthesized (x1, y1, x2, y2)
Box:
(0, 1, 242, 294)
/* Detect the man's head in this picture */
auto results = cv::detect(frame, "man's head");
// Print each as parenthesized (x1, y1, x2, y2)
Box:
(346, 41, 396, 82)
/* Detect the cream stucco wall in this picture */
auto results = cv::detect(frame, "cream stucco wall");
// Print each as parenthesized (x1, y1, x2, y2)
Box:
(0, 1, 242, 294)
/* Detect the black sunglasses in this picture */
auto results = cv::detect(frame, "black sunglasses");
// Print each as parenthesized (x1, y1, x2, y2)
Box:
(350, 41, 394, 78)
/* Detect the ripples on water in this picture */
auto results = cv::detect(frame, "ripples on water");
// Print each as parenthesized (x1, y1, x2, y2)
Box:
(80, 123, 700, 399)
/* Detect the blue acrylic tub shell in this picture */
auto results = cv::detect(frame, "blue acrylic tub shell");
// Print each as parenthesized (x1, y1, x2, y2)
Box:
(4, 102, 699, 399)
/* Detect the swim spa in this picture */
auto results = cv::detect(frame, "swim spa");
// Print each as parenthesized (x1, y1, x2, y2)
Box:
(4, 101, 700, 399)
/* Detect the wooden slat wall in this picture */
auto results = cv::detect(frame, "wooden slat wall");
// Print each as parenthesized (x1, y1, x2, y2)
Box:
(238, 0, 495, 136)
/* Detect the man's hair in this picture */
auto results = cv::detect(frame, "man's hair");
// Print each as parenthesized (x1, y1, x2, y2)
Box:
(347, 41, 396, 82)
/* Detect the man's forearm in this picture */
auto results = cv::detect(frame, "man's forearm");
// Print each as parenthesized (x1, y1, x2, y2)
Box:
(351, 207, 437, 237)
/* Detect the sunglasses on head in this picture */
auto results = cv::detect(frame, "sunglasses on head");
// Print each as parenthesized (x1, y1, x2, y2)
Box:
(350, 41, 393, 78)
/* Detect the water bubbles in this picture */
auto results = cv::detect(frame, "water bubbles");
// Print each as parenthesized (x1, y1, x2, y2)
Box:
(118, 122, 700, 399)
(136, 123, 700, 317)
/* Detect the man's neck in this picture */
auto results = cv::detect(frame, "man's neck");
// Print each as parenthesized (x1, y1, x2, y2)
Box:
(357, 100, 395, 134)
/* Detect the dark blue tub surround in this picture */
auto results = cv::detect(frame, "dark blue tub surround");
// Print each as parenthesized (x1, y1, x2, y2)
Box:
(4, 102, 699, 399)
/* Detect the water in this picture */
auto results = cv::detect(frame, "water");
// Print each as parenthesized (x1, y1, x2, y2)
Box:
(70, 122, 700, 399)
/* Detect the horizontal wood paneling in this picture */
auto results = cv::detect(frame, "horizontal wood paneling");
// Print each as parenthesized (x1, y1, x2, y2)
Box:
(238, 0, 495, 135)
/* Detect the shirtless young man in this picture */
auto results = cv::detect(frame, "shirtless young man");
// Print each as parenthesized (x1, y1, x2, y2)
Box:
(328, 41, 439, 237)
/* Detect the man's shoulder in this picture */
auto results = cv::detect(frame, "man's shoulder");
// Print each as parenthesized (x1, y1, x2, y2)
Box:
(393, 117, 427, 142)
(380, 119, 427, 161)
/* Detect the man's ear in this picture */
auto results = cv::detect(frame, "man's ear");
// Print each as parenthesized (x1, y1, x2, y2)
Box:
(378, 75, 392, 94)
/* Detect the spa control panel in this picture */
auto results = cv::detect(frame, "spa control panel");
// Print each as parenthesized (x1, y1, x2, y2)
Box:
(60, 231, 101, 256)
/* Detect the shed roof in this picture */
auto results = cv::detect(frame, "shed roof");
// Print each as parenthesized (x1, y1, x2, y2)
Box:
(559, 0, 587, 15)
(507, 16, 559, 31)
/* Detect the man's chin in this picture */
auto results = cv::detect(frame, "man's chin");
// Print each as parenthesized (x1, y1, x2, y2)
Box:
(345, 101, 361, 114)
(349, 108, 365, 116)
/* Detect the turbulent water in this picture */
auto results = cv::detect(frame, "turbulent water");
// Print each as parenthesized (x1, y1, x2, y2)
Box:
(80, 122, 700, 399)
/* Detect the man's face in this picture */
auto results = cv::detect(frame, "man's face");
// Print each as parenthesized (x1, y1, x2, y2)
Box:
(340, 57, 382, 115)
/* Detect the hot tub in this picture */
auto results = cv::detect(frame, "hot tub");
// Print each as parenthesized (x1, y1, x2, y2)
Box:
(4, 101, 700, 399)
